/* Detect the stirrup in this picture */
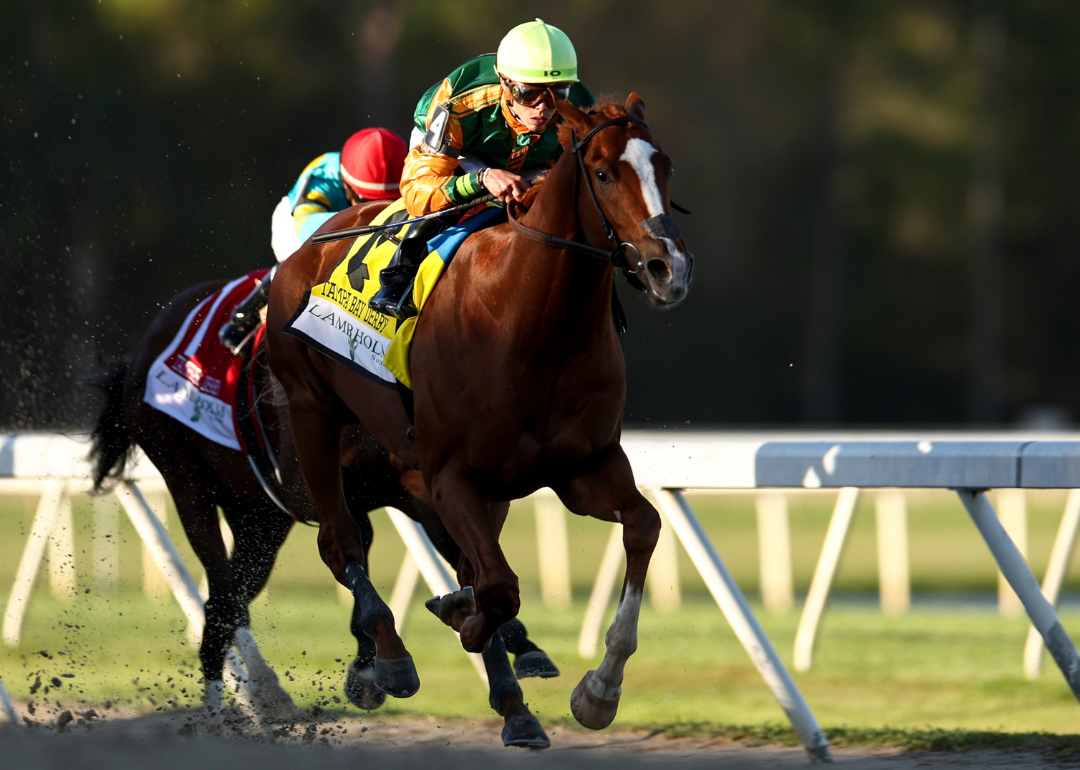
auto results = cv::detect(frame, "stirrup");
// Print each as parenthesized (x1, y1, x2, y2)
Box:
(219, 268, 275, 353)
(368, 267, 418, 320)
(219, 314, 261, 354)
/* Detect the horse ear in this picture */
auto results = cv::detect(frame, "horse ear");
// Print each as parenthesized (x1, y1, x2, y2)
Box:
(556, 98, 591, 135)
(625, 92, 646, 121)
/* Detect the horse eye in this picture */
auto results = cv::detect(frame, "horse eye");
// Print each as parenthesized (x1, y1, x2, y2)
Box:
(595, 170, 609, 183)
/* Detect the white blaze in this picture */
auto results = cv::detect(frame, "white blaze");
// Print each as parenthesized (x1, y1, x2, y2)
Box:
(620, 138, 664, 218)
(620, 137, 683, 258)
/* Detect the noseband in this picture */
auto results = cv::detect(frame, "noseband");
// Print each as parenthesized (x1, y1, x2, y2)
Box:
(507, 115, 680, 277)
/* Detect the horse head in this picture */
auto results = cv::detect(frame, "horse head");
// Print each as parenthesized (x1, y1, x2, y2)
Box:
(555, 94, 693, 308)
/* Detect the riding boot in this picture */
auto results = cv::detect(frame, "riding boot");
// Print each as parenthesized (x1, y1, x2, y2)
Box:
(368, 216, 450, 320)
(219, 266, 277, 353)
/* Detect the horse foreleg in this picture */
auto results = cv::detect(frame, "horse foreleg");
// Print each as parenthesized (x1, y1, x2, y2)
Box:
(419, 595, 548, 748)
(556, 450, 660, 730)
(482, 632, 550, 749)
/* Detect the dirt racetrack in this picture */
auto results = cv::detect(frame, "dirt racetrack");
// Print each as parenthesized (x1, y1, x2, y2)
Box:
(0, 709, 1068, 769)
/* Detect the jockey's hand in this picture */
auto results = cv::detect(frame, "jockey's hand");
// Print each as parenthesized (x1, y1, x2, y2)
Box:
(482, 169, 530, 205)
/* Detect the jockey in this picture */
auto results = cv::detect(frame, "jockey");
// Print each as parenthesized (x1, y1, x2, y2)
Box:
(220, 127, 408, 352)
(368, 19, 595, 318)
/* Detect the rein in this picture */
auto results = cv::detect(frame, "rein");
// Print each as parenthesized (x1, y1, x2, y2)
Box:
(312, 193, 498, 244)
(507, 115, 683, 277)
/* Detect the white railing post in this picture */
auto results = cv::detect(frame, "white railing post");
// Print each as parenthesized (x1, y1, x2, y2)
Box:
(958, 489, 1080, 703)
(647, 507, 681, 612)
(141, 489, 171, 602)
(388, 552, 421, 629)
(577, 524, 624, 659)
(3, 479, 65, 647)
(876, 489, 910, 616)
(1024, 489, 1080, 679)
(93, 495, 120, 590)
(650, 488, 831, 762)
(47, 487, 76, 599)
(794, 487, 860, 672)
(996, 489, 1027, 618)
(114, 481, 204, 638)
(534, 492, 573, 610)
(756, 492, 793, 613)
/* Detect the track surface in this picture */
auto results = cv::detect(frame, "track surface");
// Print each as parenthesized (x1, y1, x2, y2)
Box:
(0, 710, 1064, 769)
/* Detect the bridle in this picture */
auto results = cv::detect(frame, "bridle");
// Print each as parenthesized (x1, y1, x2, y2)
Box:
(506, 115, 682, 281)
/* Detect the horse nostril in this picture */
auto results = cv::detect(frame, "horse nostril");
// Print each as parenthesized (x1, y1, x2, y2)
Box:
(646, 259, 670, 282)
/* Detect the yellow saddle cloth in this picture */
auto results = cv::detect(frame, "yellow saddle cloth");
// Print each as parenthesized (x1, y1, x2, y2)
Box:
(283, 198, 503, 389)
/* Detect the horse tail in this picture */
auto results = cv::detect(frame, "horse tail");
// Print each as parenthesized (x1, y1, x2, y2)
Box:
(89, 363, 136, 494)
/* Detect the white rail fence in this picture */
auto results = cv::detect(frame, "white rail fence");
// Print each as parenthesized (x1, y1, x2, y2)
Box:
(6, 431, 1080, 760)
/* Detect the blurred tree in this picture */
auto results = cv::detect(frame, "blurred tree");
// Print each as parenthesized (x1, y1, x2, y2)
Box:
(3, 0, 1080, 430)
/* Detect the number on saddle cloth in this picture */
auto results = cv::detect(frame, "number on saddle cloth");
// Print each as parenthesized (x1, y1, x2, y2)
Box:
(345, 207, 413, 288)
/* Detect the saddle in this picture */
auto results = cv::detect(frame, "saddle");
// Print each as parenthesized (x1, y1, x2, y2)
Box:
(283, 198, 506, 389)
(143, 269, 288, 513)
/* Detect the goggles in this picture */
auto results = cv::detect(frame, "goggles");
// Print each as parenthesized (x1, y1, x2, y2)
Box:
(504, 79, 573, 107)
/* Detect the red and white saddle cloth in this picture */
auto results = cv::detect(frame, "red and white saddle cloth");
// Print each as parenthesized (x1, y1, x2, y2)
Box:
(143, 268, 271, 451)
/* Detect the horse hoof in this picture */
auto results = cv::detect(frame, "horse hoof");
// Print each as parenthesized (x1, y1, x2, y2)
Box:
(570, 671, 620, 730)
(374, 656, 420, 698)
(514, 650, 560, 679)
(502, 713, 550, 749)
(345, 660, 387, 711)
(246, 671, 298, 723)
(425, 587, 476, 629)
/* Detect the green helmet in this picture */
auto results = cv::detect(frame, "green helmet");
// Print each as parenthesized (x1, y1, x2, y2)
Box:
(495, 19, 578, 84)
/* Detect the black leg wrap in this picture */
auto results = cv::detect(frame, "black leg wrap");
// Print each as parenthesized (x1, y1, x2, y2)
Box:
(502, 618, 560, 679)
(501, 618, 538, 655)
(482, 632, 523, 714)
(345, 562, 394, 639)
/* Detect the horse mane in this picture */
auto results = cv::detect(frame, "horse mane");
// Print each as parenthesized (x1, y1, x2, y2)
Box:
(557, 97, 626, 148)
(517, 98, 626, 210)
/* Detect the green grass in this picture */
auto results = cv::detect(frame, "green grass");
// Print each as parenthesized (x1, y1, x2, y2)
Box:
(4, 590, 1080, 737)
(4, 489, 1080, 747)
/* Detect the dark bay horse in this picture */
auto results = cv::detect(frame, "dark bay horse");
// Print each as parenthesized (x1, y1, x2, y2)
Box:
(89, 275, 557, 744)
(266, 94, 692, 732)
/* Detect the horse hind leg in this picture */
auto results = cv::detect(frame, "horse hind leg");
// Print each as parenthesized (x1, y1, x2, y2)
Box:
(345, 563, 420, 697)
(162, 483, 236, 717)
(346, 605, 385, 710)
(344, 507, 386, 710)
(225, 503, 298, 722)
(502, 618, 560, 679)
(287, 387, 419, 698)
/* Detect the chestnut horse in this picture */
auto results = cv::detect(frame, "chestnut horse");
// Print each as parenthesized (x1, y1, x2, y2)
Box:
(88, 277, 557, 744)
(267, 94, 691, 732)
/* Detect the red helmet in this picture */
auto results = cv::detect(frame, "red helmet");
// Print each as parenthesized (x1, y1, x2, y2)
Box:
(340, 128, 407, 200)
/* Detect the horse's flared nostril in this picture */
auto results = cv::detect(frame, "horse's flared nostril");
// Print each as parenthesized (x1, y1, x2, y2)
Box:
(646, 259, 671, 283)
